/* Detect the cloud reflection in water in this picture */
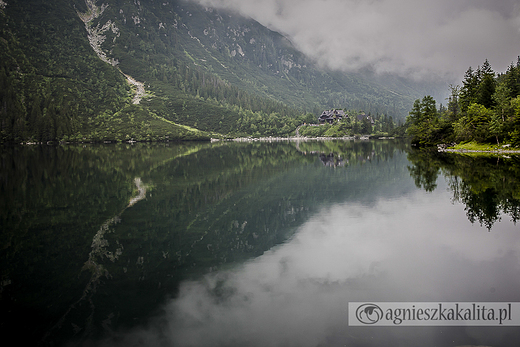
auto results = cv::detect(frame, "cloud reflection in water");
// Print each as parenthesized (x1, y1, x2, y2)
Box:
(97, 185, 520, 347)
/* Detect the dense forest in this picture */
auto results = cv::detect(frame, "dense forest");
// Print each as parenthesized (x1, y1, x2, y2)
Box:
(406, 57, 520, 147)
(0, 0, 425, 144)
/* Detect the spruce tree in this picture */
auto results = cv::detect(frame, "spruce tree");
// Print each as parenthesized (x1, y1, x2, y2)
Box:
(459, 67, 479, 112)
(478, 59, 496, 109)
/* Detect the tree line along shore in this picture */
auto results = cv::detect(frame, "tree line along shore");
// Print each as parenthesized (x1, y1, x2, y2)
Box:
(406, 57, 520, 152)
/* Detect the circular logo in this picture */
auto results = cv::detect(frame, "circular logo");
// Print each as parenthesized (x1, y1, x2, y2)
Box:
(355, 303, 383, 324)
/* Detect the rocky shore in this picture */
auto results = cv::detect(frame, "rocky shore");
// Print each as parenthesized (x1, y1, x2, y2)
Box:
(211, 135, 375, 143)
(438, 148, 520, 154)
(437, 143, 520, 154)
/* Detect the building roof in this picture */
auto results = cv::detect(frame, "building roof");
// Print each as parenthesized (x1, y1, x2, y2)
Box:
(356, 114, 375, 124)
(318, 109, 346, 122)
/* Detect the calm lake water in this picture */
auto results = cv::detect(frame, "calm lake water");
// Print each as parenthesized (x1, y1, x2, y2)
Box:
(1, 140, 520, 346)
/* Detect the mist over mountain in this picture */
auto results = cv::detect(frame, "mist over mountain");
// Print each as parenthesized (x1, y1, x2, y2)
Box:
(1, 0, 450, 143)
(193, 0, 520, 81)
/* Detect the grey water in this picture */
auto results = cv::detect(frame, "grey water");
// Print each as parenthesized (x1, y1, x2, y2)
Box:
(1, 140, 519, 346)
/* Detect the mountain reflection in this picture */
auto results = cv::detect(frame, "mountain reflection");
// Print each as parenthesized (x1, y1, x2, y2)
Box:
(406, 149, 520, 230)
(0, 141, 410, 346)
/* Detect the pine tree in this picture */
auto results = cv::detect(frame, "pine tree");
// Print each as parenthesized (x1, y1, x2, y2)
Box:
(504, 59, 520, 98)
(446, 85, 460, 123)
(477, 59, 496, 109)
(459, 67, 480, 112)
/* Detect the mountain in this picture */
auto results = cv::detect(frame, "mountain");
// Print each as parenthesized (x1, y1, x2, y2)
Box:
(0, 0, 440, 143)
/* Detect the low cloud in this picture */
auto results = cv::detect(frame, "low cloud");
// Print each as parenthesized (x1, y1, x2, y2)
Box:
(192, 0, 520, 81)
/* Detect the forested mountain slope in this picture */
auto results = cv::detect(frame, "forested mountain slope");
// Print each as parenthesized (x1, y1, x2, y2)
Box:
(0, 0, 434, 143)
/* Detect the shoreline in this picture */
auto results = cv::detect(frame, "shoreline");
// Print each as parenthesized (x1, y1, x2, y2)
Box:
(437, 142, 520, 155)
(10, 135, 398, 146)
(439, 148, 520, 154)
(211, 135, 394, 143)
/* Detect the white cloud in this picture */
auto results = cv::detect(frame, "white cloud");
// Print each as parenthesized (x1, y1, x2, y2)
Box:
(192, 0, 520, 80)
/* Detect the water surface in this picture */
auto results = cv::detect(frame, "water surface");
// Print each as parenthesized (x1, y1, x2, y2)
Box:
(1, 140, 519, 346)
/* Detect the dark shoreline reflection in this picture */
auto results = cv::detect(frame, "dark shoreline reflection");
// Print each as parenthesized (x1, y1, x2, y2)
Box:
(406, 149, 520, 230)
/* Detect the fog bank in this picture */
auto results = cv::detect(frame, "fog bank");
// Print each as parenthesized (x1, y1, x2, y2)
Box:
(192, 0, 520, 81)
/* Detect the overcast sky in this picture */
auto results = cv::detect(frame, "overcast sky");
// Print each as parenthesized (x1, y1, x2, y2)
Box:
(191, 0, 520, 82)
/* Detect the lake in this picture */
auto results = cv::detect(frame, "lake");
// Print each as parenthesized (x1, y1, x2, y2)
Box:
(1, 140, 520, 346)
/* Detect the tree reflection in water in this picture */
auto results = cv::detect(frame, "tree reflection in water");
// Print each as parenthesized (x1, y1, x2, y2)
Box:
(407, 149, 520, 230)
